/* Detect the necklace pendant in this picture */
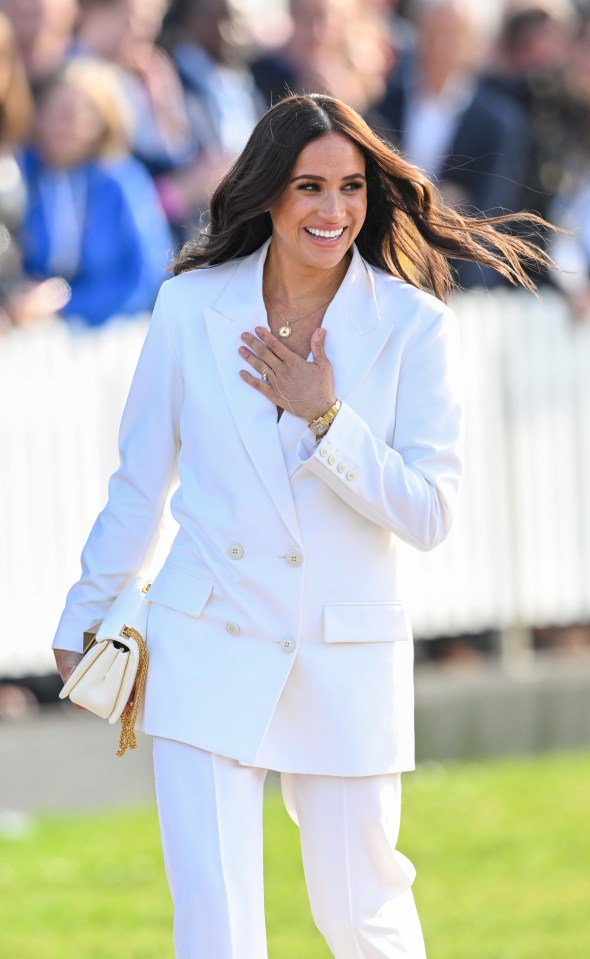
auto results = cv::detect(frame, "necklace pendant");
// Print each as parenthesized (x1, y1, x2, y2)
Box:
(278, 324, 292, 338)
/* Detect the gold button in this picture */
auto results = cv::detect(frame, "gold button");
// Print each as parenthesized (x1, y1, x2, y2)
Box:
(320, 447, 329, 457)
(328, 455, 336, 465)
(225, 622, 240, 636)
(336, 463, 346, 473)
(346, 471, 355, 481)
(228, 544, 244, 560)
(285, 550, 303, 567)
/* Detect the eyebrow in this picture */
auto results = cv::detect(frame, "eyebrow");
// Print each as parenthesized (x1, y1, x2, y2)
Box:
(289, 173, 367, 183)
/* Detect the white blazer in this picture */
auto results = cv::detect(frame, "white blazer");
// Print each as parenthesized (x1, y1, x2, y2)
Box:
(53, 239, 464, 776)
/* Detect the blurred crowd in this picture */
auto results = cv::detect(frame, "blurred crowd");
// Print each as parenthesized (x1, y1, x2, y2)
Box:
(2, 0, 590, 330)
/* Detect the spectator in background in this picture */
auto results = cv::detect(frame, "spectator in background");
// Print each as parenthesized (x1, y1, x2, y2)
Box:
(484, 0, 578, 224)
(377, 0, 530, 288)
(20, 58, 172, 327)
(72, 0, 192, 176)
(157, 0, 264, 243)
(0, 11, 69, 329)
(0, 0, 78, 92)
(251, 0, 394, 121)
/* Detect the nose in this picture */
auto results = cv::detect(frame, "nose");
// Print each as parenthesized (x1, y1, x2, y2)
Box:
(320, 190, 345, 220)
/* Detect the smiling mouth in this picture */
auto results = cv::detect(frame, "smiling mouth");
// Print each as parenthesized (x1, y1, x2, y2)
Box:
(304, 227, 346, 240)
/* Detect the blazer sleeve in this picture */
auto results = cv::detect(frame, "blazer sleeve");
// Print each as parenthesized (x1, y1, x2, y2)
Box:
(52, 281, 183, 652)
(296, 306, 465, 551)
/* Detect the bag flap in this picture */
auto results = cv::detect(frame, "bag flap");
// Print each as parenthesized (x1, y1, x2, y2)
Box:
(147, 565, 213, 618)
(59, 639, 110, 699)
(72, 643, 137, 722)
(59, 639, 138, 723)
(323, 602, 411, 643)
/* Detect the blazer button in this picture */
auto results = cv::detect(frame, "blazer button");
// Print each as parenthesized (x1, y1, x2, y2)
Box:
(228, 544, 244, 560)
(225, 622, 240, 636)
(280, 638, 296, 653)
(346, 471, 356, 481)
(336, 463, 346, 473)
(320, 447, 329, 457)
(285, 550, 303, 567)
(328, 455, 337, 465)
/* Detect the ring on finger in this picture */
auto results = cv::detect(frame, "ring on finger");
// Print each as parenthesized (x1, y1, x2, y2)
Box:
(260, 365, 272, 382)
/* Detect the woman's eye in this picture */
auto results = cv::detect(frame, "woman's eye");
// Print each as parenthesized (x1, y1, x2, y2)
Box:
(295, 181, 364, 193)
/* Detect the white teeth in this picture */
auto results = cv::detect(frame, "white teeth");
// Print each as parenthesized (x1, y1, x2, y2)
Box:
(306, 227, 344, 239)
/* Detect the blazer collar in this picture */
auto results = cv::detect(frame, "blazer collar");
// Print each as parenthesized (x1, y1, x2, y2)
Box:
(213, 237, 381, 336)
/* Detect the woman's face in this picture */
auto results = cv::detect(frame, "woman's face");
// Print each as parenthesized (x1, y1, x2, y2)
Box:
(35, 81, 105, 168)
(268, 133, 367, 274)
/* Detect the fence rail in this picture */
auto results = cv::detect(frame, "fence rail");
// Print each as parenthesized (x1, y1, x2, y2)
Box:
(2, 290, 589, 677)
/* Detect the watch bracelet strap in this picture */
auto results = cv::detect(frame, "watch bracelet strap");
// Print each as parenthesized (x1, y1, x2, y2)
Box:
(308, 398, 342, 435)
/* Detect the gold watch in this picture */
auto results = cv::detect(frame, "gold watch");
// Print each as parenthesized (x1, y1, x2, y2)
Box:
(308, 399, 342, 438)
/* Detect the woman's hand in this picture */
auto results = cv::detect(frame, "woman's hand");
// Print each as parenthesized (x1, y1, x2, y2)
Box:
(54, 649, 86, 710)
(239, 326, 336, 422)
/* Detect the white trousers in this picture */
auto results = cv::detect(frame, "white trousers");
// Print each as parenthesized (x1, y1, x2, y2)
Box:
(153, 737, 427, 959)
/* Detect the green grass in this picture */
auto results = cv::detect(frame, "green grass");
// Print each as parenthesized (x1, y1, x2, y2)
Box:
(2, 751, 589, 958)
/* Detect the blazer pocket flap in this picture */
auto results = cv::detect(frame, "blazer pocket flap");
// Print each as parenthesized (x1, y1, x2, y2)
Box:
(148, 565, 213, 618)
(324, 602, 411, 643)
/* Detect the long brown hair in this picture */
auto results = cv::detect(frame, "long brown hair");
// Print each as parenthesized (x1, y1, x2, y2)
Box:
(172, 93, 552, 300)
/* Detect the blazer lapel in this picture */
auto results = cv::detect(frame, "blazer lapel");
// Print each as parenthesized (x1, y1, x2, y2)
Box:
(204, 240, 303, 544)
(318, 245, 394, 404)
(276, 248, 393, 470)
(204, 240, 396, 540)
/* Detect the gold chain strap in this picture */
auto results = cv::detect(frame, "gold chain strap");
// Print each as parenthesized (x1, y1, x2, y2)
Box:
(116, 626, 149, 757)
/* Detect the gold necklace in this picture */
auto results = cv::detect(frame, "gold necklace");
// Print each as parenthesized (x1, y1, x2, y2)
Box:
(263, 283, 336, 338)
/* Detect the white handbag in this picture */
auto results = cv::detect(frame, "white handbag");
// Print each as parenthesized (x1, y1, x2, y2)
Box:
(59, 576, 152, 756)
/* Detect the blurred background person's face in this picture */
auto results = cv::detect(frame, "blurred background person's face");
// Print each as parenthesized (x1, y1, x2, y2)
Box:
(180, 0, 249, 65)
(35, 80, 105, 167)
(495, 5, 574, 75)
(0, 0, 78, 81)
(415, 0, 480, 86)
(564, 18, 590, 103)
(0, 19, 14, 105)
(289, 0, 358, 58)
(76, 0, 168, 60)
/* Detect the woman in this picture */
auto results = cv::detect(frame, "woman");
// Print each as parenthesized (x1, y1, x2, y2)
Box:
(52, 94, 551, 958)
(20, 57, 172, 327)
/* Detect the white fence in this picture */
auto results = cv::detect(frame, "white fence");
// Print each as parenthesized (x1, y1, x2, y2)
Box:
(2, 290, 590, 677)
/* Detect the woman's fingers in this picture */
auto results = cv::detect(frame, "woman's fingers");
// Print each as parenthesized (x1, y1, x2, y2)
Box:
(239, 369, 276, 395)
(54, 648, 85, 684)
(310, 327, 328, 365)
(253, 326, 293, 361)
(239, 344, 273, 377)
(239, 326, 335, 421)
(240, 331, 283, 368)
(123, 683, 137, 713)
